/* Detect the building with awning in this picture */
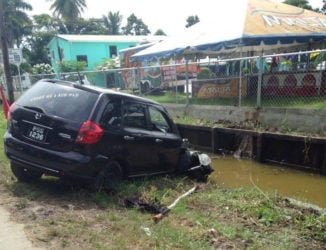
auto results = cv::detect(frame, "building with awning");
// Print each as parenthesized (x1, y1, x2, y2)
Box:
(132, 0, 326, 61)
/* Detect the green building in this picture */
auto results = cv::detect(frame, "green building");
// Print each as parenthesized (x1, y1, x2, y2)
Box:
(47, 35, 163, 87)
(47, 35, 163, 72)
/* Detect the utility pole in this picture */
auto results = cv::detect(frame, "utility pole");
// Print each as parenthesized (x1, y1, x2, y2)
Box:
(0, 0, 14, 104)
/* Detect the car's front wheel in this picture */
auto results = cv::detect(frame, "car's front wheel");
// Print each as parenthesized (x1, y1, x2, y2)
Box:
(94, 161, 124, 192)
(10, 162, 43, 182)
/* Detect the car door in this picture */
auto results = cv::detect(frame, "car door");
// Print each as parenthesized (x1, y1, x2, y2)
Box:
(148, 106, 182, 172)
(120, 101, 158, 175)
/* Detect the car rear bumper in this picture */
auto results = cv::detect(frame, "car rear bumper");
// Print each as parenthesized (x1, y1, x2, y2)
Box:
(4, 132, 96, 179)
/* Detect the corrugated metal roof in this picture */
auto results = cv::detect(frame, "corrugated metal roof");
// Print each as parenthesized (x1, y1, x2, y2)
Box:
(57, 34, 165, 43)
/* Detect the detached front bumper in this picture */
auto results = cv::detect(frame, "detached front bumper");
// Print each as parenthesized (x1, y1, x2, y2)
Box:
(185, 151, 214, 182)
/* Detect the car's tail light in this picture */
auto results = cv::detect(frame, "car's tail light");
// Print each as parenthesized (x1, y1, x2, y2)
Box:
(75, 120, 103, 144)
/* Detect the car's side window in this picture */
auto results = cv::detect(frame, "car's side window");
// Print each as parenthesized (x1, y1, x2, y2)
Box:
(122, 102, 147, 129)
(99, 99, 122, 127)
(149, 107, 172, 133)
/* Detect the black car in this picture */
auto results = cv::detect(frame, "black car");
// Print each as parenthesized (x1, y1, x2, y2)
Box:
(4, 79, 212, 190)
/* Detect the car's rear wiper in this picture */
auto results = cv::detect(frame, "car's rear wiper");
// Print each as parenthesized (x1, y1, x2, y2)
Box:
(23, 106, 46, 114)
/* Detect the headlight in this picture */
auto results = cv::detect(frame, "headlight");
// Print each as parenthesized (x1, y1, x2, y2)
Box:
(198, 153, 211, 166)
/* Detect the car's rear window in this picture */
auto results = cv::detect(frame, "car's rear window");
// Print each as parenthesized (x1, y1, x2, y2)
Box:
(17, 81, 99, 122)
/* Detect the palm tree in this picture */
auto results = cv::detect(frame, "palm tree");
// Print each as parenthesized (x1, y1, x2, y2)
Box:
(102, 11, 122, 35)
(49, 0, 87, 34)
(49, 0, 86, 22)
(0, 0, 33, 104)
(3, 0, 33, 47)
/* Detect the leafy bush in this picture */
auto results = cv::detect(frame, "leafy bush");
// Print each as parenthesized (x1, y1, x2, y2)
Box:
(95, 58, 119, 70)
(32, 63, 54, 74)
(57, 60, 87, 73)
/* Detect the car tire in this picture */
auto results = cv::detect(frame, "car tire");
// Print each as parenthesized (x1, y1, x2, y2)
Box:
(10, 162, 43, 182)
(94, 161, 124, 192)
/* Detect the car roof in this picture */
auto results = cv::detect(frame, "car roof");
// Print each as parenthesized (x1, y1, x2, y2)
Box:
(38, 79, 161, 106)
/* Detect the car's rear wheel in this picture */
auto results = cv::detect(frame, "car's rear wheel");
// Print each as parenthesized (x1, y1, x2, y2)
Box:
(10, 162, 43, 182)
(94, 161, 124, 192)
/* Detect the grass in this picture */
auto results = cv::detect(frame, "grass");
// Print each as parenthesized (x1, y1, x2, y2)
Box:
(140, 90, 326, 109)
(0, 110, 10, 182)
(3, 176, 326, 249)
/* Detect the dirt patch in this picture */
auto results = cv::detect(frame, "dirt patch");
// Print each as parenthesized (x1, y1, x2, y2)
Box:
(0, 186, 43, 249)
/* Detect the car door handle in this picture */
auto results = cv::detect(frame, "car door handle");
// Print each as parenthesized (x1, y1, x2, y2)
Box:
(124, 135, 135, 141)
(155, 138, 163, 143)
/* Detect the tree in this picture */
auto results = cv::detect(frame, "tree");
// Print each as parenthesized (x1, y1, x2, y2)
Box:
(49, 0, 86, 21)
(283, 0, 312, 10)
(154, 29, 166, 36)
(32, 14, 59, 32)
(23, 14, 59, 66)
(49, 0, 86, 32)
(186, 15, 200, 28)
(68, 17, 107, 34)
(322, 0, 326, 13)
(0, 0, 32, 104)
(0, 0, 12, 99)
(103, 11, 122, 35)
(3, 0, 33, 47)
(24, 32, 53, 66)
(122, 14, 151, 35)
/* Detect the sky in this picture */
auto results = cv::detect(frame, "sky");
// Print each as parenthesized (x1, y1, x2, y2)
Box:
(25, 0, 324, 36)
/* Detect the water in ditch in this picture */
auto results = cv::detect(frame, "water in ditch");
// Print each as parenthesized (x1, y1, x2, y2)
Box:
(208, 155, 326, 208)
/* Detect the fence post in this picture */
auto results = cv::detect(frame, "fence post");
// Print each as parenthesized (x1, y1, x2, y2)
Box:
(185, 59, 189, 106)
(257, 55, 263, 108)
(136, 67, 142, 96)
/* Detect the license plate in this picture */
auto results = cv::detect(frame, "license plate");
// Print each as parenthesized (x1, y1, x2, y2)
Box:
(28, 125, 46, 142)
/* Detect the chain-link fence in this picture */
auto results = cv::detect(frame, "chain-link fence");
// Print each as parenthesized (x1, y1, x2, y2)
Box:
(7, 49, 326, 109)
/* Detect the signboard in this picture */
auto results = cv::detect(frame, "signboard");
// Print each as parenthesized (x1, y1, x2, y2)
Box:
(192, 78, 247, 98)
(161, 65, 176, 82)
(0, 48, 23, 66)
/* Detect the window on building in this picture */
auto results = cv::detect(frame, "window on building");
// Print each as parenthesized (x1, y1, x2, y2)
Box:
(77, 55, 88, 66)
(109, 46, 117, 58)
